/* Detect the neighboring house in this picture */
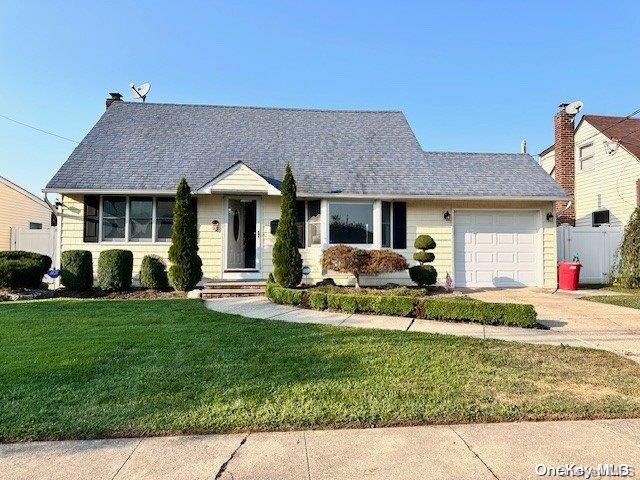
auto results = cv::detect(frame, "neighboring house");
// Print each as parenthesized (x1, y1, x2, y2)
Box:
(0, 176, 54, 251)
(45, 93, 566, 288)
(540, 107, 640, 228)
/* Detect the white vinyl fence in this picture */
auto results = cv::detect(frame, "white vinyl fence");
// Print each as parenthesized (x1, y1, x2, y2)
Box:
(556, 225, 623, 284)
(10, 226, 58, 266)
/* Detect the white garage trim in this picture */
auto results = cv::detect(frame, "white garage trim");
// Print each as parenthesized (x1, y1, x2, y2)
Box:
(452, 209, 543, 288)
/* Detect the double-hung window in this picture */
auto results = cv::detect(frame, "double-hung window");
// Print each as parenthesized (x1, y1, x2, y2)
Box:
(96, 196, 175, 242)
(380, 201, 406, 249)
(129, 197, 153, 241)
(307, 200, 321, 246)
(101, 196, 127, 241)
(155, 197, 175, 241)
(329, 202, 374, 244)
(579, 143, 594, 172)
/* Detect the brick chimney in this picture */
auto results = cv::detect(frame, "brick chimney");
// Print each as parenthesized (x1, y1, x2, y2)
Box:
(106, 92, 123, 109)
(554, 103, 576, 225)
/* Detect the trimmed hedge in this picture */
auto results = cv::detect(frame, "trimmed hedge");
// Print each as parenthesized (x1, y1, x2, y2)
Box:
(97, 249, 133, 291)
(60, 250, 93, 291)
(265, 279, 538, 327)
(139, 255, 169, 290)
(308, 291, 327, 310)
(327, 293, 358, 313)
(418, 298, 538, 327)
(377, 295, 415, 316)
(266, 281, 303, 305)
(0, 250, 52, 274)
(0, 251, 52, 289)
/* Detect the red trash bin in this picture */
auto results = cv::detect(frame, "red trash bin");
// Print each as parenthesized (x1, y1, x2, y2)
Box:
(558, 261, 581, 290)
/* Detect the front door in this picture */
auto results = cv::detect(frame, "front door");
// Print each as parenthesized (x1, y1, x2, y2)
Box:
(224, 197, 261, 279)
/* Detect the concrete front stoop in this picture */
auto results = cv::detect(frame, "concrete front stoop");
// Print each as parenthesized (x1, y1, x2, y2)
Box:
(201, 281, 267, 299)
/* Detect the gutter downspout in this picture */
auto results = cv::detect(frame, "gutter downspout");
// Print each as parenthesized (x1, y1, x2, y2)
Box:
(44, 192, 62, 289)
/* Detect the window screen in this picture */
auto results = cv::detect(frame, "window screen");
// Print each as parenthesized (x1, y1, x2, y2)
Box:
(156, 197, 175, 240)
(101, 196, 126, 241)
(129, 197, 153, 241)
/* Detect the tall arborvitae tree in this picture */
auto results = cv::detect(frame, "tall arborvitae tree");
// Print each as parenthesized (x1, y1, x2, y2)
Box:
(273, 164, 303, 287)
(168, 178, 203, 291)
(615, 207, 640, 287)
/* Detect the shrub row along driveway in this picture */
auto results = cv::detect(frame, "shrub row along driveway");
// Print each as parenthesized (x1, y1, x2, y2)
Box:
(466, 288, 640, 360)
(206, 288, 640, 361)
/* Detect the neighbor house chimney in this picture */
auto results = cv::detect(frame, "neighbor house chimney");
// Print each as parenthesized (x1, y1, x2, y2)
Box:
(554, 103, 576, 225)
(106, 92, 123, 109)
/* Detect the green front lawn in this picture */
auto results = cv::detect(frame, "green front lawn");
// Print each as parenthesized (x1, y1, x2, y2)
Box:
(582, 295, 640, 309)
(2, 299, 640, 442)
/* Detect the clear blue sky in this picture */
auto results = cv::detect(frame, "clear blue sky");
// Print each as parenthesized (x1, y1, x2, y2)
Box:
(1, 1, 639, 196)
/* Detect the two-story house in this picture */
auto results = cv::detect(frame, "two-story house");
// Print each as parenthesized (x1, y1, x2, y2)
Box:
(540, 106, 640, 228)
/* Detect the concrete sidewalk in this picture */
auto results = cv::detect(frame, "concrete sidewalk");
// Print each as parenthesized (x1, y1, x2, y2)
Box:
(2, 419, 639, 479)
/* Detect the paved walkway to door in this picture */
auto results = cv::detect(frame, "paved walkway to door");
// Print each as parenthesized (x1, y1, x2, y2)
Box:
(3, 419, 639, 479)
(205, 288, 640, 361)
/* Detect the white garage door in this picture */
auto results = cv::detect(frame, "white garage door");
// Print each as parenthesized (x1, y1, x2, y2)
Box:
(454, 210, 540, 288)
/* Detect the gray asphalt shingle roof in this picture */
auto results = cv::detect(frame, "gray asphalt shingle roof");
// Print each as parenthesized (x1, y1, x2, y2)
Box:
(46, 102, 568, 199)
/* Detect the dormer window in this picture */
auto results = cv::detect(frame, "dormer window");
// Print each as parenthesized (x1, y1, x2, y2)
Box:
(579, 143, 594, 172)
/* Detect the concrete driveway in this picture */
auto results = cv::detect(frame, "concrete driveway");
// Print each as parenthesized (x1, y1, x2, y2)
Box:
(467, 288, 640, 360)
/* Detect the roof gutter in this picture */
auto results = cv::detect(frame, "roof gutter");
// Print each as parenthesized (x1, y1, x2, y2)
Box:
(43, 188, 176, 195)
(297, 192, 570, 202)
(44, 188, 569, 202)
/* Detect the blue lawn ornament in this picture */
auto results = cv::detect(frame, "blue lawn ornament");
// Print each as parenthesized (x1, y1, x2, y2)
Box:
(47, 268, 60, 279)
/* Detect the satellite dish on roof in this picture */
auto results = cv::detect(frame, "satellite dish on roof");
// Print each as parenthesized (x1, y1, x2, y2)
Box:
(129, 82, 151, 102)
(564, 101, 584, 115)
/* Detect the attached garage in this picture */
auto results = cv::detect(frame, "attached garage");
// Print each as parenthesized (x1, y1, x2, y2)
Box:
(453, 210, 541, 288)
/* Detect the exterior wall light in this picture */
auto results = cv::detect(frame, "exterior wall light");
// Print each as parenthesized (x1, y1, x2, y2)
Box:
(546, 212, 554, 222)
(443, 211, 451, 221)
(212, 219, 220, 232)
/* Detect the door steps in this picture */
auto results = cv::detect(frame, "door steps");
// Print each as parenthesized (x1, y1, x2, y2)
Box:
(201, 281, 267, 299)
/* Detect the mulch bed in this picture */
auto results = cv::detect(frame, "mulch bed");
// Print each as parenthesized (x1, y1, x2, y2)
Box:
(54, 288, 187, 300)
(1, 287, 187, 301)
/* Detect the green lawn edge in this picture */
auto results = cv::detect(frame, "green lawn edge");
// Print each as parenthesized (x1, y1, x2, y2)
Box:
(1, 298, 639, 442)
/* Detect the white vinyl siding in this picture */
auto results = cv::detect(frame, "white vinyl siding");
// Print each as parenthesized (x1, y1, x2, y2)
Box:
(59, 194, 557, 288)
(574, 120, 640, 228)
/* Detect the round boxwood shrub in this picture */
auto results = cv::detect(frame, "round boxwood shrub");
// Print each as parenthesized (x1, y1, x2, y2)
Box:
(97, 249, 133, 291)
(414, 235, 436, 251)
(412, 251, 435, 263)
(408, 265, 437, 287)
(60, 250, 93, 291)
(139, 255, 169, 290)
(409, 234, 437, 287)
(0, 251, 52, 289)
